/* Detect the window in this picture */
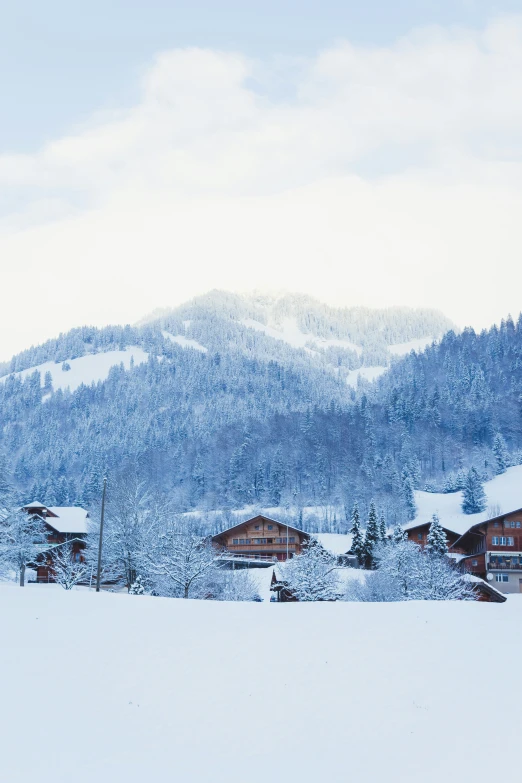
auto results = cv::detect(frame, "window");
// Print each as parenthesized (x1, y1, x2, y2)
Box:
(517, 522, 522, 529)
(267, 525, 273, 530)
(234, 539, 250, 545)
(492, 537, 514, 546)
(253, 538, 267, 545)
(417, 533, 423, 541)
(232, 539, 238, 544)
(493, 522, 500, 528)
(472, 560, 478, 567)
(495, 573, 509, 583)
(254, 525, 260, 530)
(289, 537, 295, 543)
(509, 521, 517, 528)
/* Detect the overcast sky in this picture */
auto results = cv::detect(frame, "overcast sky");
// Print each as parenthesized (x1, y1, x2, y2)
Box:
(1, 2, 522, 360)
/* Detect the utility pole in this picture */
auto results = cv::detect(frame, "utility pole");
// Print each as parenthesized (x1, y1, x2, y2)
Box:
(95, 477, 107, 592)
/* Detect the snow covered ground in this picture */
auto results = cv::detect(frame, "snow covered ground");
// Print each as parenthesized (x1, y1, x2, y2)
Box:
(0, 584, 518, 783)
(162, 331, 208, 353)
(408, 464, 522, 535)
(0, 347, 149, 393)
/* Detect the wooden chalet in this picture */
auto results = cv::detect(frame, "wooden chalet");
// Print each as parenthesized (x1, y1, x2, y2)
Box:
(22, 501, 89, 582)
(405, 506, 522, 594)
(212, 515, 310, 565)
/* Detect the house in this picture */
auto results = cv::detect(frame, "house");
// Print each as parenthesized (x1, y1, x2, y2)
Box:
(212, 515, 310, 565)
(405, 506, 522, 594)
(22, 501, 90, 582)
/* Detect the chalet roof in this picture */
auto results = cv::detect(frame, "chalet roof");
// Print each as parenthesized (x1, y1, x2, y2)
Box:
(24, 500, 47, 509)
(44, 506, 90, 534)
(212, 515, 310, 541)
(463, 574, 507, 603)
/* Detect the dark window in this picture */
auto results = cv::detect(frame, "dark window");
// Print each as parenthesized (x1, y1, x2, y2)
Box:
(472, 560, 478, 566)
(496, 573, 509, 583)
(493, 522, 500, 528)
(417, 533, 423, 540)
(254, 525, 260, 530)
(267, 525, 273, 530)
(232, 539, 239, 544)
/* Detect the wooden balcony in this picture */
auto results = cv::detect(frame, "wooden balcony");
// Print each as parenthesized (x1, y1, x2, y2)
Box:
(488, 562, 522, 570)
(226, 543, 297, 553)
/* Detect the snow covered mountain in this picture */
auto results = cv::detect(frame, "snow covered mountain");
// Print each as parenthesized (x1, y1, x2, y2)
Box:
(10, 288, 522, 527)
(141, 291, 454, 388)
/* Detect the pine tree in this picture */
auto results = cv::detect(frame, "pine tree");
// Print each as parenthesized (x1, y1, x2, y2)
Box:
(493, 433, 509, 475)
(129, 575, 145, 595)
(378, 511, 387, 542)
(349, 501, 365, 565)
(426, 513, 448, 556)
(362, 501, 380, 569)
(392, 524, 407, 544)
(461, 468, 487, 514)
(401, 471, 417, 521)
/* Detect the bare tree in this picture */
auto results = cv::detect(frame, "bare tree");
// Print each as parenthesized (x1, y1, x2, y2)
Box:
(50, 540, 88, 590)
(0, 509, 47, 586)
(85, 473, 165, 589)
(142, 521, 220, 599)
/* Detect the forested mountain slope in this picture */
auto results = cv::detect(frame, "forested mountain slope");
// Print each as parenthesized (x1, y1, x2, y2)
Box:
(7, 291, 515, 527)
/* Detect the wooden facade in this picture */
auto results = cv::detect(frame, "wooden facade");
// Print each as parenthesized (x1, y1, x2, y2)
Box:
(406, 507, 522, 594)
(212, 515, 310, 562)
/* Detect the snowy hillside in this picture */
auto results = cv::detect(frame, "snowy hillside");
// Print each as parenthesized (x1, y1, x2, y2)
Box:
(146, 290, 454, 386)
(0, 585, 518, 783)
(407, 465, 522, 535)
(0, 347, 149, 393)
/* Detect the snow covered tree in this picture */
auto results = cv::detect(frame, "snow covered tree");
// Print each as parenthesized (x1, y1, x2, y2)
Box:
(426, 513, 448, 556)
(129, 575, 146, 595)
(142, 522, 220, 599)
(0, 509, 47, 586)
(493, 433, 509, 475)
(362, 501, 380, 569)
(206, 568, 261, 602)
(349, 501, 365, 565)
(392, 524, 407, 544)
(461, 468, 487, 514)
(50, 541, 88, 589)
(282, 538, 339, 601)
(346, 540, 477, 602)
(85, 473, 165, 590)
(401, 472, 417, 521)
(378, 511, 387, 542)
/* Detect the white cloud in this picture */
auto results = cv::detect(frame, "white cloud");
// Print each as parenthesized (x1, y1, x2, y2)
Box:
(1, 17, 522, 359)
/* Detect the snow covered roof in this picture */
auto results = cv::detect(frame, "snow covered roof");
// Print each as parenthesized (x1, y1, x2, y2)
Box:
(404, 465, 522, 537)
(24, 500, 47, 509)
(45, 507, 90, 534)
(462, 574, 507, 603)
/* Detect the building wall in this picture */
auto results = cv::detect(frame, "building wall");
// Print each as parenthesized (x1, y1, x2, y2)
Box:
(214, 517, 307, 561)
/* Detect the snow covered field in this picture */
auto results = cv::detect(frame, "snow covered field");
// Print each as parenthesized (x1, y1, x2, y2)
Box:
(0, 584, 519, 783)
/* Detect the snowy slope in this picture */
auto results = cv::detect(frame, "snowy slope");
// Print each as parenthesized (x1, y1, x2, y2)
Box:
(0, 585, 519, 783)
(162, 331, 208, 353)
(315, 532, 353, 554)
(389, 336, 434, 356)
(0, 347, 149, 393)
(406, 465, 522, 535)
(240, 317, 362, 354)
(345, 365, 388, 387)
